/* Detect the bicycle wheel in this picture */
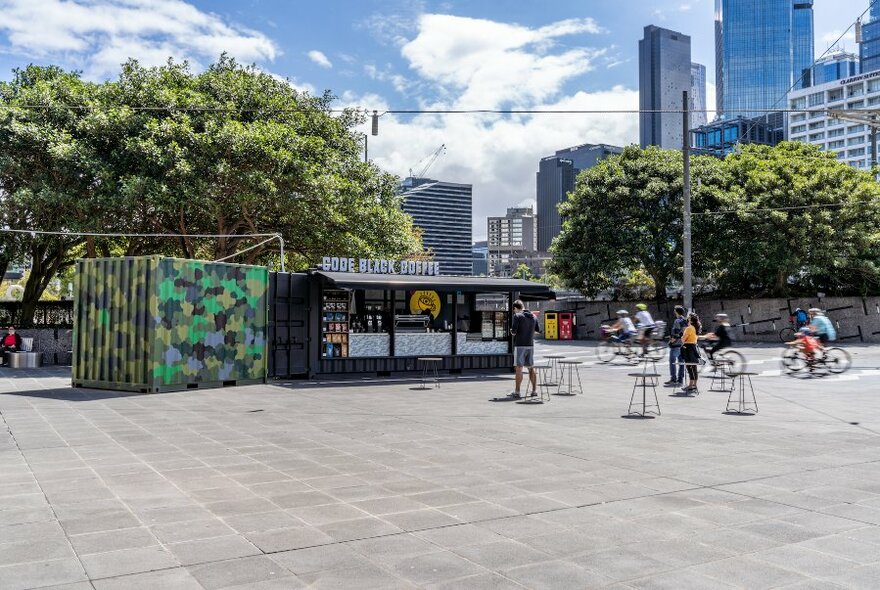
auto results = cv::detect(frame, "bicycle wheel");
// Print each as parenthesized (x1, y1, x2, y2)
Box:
(824, 347, 852, 374)
(781, 347, 805, 373)
(779, 327, 795, 342)
(717, 349, 746, 374)
(596, 341, 615, 363)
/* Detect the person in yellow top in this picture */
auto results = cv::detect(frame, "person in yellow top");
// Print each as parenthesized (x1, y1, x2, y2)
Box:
(680, 313, 702, 391)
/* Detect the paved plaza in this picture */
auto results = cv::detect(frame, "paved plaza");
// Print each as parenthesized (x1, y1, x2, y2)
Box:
(3, 342, 880, 589)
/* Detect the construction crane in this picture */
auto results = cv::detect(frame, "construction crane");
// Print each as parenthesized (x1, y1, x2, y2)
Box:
(409, 144, 446, 179)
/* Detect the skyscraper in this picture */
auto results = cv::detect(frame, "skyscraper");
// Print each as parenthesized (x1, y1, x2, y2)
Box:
(400, 177, 473, 275)
(690, 63, 708, 128)
(536, 143, 622, 252)
(715, 0, 814, 118)
(811, 52, 860, 86)
(639, 25, 692, 148)
(860, 1, 880, 74)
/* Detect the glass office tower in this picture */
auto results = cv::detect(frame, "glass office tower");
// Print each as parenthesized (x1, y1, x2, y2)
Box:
(715, 0, 814, 117)
(860, 1, 880, 74)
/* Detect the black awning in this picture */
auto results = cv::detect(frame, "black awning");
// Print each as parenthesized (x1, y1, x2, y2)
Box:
(312, 271, 555, 298)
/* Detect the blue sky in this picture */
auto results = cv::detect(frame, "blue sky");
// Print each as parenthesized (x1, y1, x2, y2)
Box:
(0, 0, 869, 239)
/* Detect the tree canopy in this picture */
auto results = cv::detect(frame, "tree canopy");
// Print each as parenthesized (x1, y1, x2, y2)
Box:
(0, 58, 423, 321)
(549, 142, 880, 299)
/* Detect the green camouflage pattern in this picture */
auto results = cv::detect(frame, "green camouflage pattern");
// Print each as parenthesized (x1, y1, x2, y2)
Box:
(73, 257, 268, 392)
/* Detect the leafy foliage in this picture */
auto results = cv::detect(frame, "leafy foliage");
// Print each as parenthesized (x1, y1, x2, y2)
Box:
(549, 142, 880, 299)
(0, 58, 423, 322)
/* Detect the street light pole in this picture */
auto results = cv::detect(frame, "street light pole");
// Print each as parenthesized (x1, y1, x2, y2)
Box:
(682, 90, 693, 312)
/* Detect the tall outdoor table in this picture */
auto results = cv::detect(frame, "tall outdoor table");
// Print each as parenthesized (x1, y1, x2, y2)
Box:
(518, 365, 553, 404)
(625, 357, 661, 418)
(544, 354, 566, 385)
(556, 360, 584, 396)
(709, 358, 734, 392)
(725, 371, 758, 415)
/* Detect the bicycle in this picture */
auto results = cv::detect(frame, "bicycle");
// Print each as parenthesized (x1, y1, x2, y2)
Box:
(781, 346, 851, 375)
(778, 315, 810, 342)
(597, 325, 666, 364)
(698, 341, 747, 375)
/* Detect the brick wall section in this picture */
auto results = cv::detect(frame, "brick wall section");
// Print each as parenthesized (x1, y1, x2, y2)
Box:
(533, 296, 880, 343)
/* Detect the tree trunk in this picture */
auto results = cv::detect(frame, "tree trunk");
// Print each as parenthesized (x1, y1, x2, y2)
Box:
(650, 270, 668, 302)
(772, 270, 788, 297)
(19, 242, 71, 327)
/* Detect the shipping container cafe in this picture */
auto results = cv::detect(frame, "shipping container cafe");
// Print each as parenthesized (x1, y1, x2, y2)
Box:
(71, 256, 554, 390)
(269, 266, 554, 378)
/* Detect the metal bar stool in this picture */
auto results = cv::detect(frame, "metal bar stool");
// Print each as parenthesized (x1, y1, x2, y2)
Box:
(518, 365, 552, 404)
(556, 360, 584, 395)
(417, 357, 442, 389)
(544, 354, 566, 385)
(709, 358, 734, 392)
(626, 369, 661, 418)
(725, 372, 758, 415)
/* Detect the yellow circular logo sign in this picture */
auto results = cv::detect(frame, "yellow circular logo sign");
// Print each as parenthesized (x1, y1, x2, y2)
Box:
(409, 290, 441, 318)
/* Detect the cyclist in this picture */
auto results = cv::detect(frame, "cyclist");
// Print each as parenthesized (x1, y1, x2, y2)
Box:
(793, 307, 810, 330)
(702, 313, 734, 361)
(788, 327, 820, 370)
(634, 303, 655, 344)
(808, 308, 836, 345)
(609, 310, 636, 343)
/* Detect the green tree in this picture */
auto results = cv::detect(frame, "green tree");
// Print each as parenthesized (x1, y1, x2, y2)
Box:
(0, 58, 424, 321)
(0, 65, 92, 324)
(512, 263, 535, 281)
(711, 142, 880, 296)
(548, 145, 724, 300)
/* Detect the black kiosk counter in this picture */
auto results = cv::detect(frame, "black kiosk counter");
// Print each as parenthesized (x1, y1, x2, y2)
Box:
(268, 267, 554, 378)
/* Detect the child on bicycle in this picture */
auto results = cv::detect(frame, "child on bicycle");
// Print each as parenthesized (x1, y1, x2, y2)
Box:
(788, 327, 820, 370)
(610, 310, 636, 343)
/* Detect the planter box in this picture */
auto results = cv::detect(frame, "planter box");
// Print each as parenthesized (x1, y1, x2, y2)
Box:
(73, 257, 268, 392)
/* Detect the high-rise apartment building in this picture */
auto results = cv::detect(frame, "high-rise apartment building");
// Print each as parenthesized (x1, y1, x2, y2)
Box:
(715, 0, 814, 117)
(536, 143, 623, 252)
(690, 62, 708, 128)
(860, 2, 880, 74)
(400, 177, 473, 275)
(639, 25, 692, 148)
(487, 207, 537, 277)
(787, 70, 880, 171)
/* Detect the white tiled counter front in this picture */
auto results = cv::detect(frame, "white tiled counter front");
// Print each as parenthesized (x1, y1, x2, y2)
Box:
(456, 334, 509, 354)
(349, 333, 390, 357)
(394, 333, 452, 356)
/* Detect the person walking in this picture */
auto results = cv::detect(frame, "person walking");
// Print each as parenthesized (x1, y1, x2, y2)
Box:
(681, 313, 702, 391)
(665, 305, 687, 387)
(509, 300, 538, 398)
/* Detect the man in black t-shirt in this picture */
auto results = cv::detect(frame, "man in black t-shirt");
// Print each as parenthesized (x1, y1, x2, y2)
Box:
(705, 313, 733, 360)
(509, 300, 537, 398)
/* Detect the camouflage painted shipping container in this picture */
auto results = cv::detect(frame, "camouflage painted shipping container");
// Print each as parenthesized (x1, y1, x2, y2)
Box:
(73, 257, 268, 392)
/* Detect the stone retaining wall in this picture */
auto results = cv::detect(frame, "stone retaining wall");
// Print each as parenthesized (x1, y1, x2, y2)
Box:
(533, 296, 880, 343)
(14, 328, 73, 365)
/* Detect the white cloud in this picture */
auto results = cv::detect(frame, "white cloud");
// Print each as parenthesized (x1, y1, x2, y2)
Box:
(307, 50, 332, 69)
(349, 86, 639, 241)
(819, 29, 857, 52)
(348, 13, 632, 240)
(400, 14, 606, 110)
(0, 0, 278, 79)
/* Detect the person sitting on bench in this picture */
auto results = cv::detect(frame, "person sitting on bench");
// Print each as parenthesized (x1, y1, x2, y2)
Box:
(0, 326, 22, 366)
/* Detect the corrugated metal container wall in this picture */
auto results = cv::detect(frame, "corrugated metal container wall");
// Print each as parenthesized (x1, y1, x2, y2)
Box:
(73, 257, 268, 392)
